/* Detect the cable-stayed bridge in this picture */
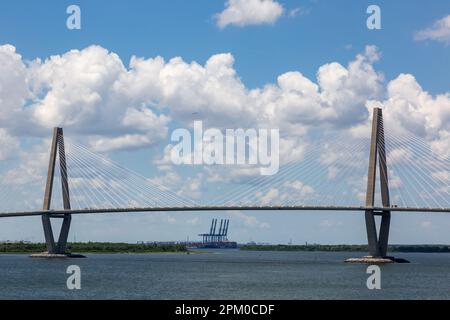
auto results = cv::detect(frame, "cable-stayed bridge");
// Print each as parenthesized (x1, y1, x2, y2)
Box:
(0, 108, 449, 259)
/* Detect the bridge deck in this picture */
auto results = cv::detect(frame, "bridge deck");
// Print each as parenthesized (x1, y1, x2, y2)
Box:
(0, 206, 449, 218)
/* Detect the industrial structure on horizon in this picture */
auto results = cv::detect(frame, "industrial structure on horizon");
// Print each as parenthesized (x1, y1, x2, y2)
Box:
(195, 218, 237, 249)
(199, 218, 229, 243)
(149, 219, 237, 249)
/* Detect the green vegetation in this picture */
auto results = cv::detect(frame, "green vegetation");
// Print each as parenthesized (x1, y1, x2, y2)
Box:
(3, 242, 449, 254)
(241, 244, 367, 252)
(240, 244, 450, 253)
(391, 245, 450, 253)
(0, 242, 187, 254)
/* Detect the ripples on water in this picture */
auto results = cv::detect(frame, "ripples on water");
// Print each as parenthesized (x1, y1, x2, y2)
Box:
(0, 250, 449, 299)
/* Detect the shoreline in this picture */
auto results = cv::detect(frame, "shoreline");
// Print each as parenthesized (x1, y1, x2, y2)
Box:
(2, 242, 450, 254)
(0, 242, 188, 255)
(0, 251, 196, 255)
(240, 244, 450, 253)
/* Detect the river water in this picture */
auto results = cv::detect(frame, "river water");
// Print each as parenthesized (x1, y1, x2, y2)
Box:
(0, 250, 449, 299)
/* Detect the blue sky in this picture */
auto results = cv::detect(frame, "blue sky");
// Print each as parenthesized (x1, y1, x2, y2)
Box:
(1, 0, 449, 92)
(0, 0, 449, 245)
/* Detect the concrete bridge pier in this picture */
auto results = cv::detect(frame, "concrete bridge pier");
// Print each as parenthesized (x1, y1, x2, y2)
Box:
(346, 108, 407, 264)
(31, 128, 84, 258)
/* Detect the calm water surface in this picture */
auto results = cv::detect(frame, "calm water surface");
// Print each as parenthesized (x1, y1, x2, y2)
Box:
(0, 250, 449, 299)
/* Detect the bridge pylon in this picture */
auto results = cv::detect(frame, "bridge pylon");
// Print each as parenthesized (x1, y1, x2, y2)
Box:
(364, 108, 391, 258)
(37, 127, 75, 256)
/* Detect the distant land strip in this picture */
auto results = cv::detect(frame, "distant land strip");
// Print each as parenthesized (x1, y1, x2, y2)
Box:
(240, 244, 450, 253)
(1, 242, 450, 254)
(0, 242, 187, 254)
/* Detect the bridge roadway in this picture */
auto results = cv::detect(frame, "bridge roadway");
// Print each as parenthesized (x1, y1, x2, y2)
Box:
(0, 205, 449, 218)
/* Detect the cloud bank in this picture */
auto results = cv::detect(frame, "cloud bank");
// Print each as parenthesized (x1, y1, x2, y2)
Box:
(1, 43, 449, 158)
(0, 43, 449, 205)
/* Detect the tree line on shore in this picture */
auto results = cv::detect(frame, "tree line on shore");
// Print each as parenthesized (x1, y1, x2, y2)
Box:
(240, 244, 450, 253)
(1, 242, 449, 254)
(0, 242, 187, 253)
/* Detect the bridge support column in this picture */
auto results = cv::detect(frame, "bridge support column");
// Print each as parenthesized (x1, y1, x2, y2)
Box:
(365, 210, 390, 258)
(347, 108, 406, 263)
(364, 108, 391, 259)
(33, 128, 81, 258)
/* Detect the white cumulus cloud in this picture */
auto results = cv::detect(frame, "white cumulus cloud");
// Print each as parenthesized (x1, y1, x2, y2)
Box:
(415, 14, 450, 45)
(215, 0, 284, 29)
(1, 43, 449, 205)
(367, 73, 450, 157)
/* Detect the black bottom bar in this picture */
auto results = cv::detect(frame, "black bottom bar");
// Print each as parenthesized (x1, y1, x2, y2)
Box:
(1, 300, 448, 319)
